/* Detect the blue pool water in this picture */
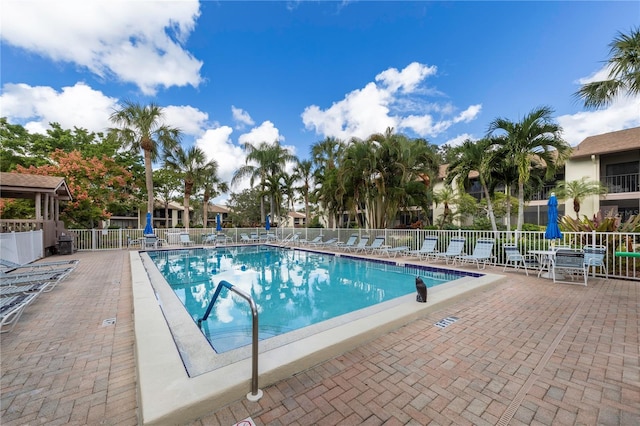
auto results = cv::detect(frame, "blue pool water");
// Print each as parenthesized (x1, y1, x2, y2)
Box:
(148, 246, 478, 353)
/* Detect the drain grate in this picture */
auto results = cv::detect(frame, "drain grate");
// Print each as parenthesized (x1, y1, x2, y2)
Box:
(232, 418, 256, 426)
(434, 316, 459, 329)
(102, 318, 116, 327)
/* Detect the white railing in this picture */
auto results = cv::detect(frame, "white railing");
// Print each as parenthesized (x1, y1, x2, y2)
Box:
(58, 227, 640, 281)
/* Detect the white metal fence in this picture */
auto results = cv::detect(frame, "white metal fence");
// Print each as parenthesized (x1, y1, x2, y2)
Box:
(60, 227, 640, 281)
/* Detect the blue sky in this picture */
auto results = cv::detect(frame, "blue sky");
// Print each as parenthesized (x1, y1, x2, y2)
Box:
(2, 1, 639, 200)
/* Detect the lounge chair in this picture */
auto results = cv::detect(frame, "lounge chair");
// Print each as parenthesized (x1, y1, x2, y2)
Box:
(0, 293, 37, 333)
(376, 245, 411, 258)
(365, 236, 387, 254)
(311, 238, 339, 248)
(583, 245, 608, 281)
(179, 233, 195, 247)
(405, 236, 438, 260)
(456, 238, 495, 269)
(280, 232, 300, 246)
(336, 234, 358, 251)
(0, 282, 51, 297)
(502, 244, 538, 276)
(202, 234, 217, 245)
(0, 268, 73, 291)
(347, 236, 370, 253)
(0, 258, 79, 273)
(432, 237, 466, 265)
(300, 236, 323, 246)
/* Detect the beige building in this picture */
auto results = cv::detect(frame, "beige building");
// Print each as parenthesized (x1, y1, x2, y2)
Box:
(433, 126, 640, 227)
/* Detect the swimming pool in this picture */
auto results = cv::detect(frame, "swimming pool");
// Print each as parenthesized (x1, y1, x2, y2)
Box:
(133, 247, 504, 424)
(147, 246, 473, 353)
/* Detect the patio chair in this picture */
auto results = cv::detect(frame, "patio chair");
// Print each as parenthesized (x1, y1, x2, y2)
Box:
(348, 236, 370, 253)
(202, 234, 217, 245)
(0, 258, 79, 273)
(583, 245, 608, 281)
(405, 236, 438, 260)
(502, 244, 538, 276)
(365, 236, 387, 254)
(0, 268, 73, 292)
(336, 234, 359, 251)
(0, 293, 37, 333)
(431, 237, 466, 265)
(376, 245, 411, 258)
(456, 238, 495, 269)
(553, 249, 586, 285)
(179, 234, 195, 247)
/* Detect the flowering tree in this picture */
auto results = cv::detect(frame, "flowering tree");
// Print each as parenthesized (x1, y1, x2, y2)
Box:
(14, 149, 137, 228)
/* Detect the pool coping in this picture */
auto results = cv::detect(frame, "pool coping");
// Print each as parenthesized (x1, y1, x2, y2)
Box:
(131, 249, 507, 425)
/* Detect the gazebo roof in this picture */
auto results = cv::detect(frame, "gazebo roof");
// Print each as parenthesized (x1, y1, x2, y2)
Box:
(0, 172, 72, 201)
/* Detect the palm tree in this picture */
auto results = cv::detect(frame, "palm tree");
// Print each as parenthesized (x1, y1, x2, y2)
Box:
(311, 137, 345, 228)
(108, 101, 181, 213)
(280, 172, 297, 216)
(445, 138, 499, 235)
(487, 106, 572, 233)
(164, 145, 211, 229)
(575, 27, 640, 109)
(201, 166, 228, 229)
(292, 159, 313, 227)
(554, 177, 607, 219)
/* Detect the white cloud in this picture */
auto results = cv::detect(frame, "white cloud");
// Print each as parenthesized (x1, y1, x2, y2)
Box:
(558, 66, 640, 146)
(195, 126, 244, 190)
(302, 62, 481, 141)
(442, 133, 474, 148)
(0, 82, 118, 134)
(1, 0, 202, 95)
(238, 121, 285, 146)
(231, 106, 255, 129)
(164, 105, 209, 137)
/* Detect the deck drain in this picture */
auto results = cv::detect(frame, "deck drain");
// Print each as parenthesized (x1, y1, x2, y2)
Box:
(102, 318, 116, 327)
(434, 316, 459, 329)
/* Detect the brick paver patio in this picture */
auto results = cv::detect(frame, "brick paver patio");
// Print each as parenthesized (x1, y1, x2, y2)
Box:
(1, 250, 638, 425)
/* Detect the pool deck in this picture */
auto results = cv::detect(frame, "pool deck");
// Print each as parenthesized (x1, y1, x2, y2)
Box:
(1, 248, 639, 425)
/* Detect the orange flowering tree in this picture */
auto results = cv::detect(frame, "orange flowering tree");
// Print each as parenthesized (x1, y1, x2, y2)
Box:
(15, 149, 138, 228)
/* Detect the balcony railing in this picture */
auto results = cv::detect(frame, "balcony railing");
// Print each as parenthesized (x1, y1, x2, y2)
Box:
(530, 184, 556, 201)
(603, 173, 640, 193)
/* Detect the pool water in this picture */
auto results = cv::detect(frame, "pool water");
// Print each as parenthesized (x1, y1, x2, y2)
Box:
(148, 246, 470, 353)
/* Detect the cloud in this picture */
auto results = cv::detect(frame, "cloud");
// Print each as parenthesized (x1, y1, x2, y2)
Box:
(164, 105, 210, 137)
(1, 0, 203, 95)
(238, 121, 285, 146)
(558, 66, 640, 146)
(302, 62, 481, 141)
(195, 126, 244, 189)
(0, 82, 118, 134)
(231, 106, 255, 129)
(441, 133, 474, 148)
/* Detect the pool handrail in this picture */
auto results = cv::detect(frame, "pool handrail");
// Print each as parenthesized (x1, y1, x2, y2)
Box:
(197, 280, 263, 401)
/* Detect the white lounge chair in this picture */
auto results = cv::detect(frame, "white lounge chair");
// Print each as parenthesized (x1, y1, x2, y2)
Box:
(179, 234, 195, 247)
(405, 236, 438, 260)
(432, 237, 466, 265)
(0, 293, 37, 333)
(365, 236, 387, 254)
(347, 236, 370, 253)
(336, 234, 358, 251)
(456, 238, 495, 269)
(376, 245, 411, 258)
(0, 258, 79, 273)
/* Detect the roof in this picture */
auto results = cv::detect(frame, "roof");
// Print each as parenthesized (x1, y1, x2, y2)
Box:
(288, 211, 306, 218)
(208, 204, 230, 214)
(0, 172, 72, 200)
(571, 127, 640, 158)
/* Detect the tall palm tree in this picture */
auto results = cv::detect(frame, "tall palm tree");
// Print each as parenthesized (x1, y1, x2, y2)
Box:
(201, 165, 228, 229)
(575, 27, 640, 109)
(280, 173, 297, 216)
(292, 159, 313, 227)
(311, 137, 345, 228)
(108, 101, 181, 213)
(446, 138, 499, 235)
(232, 140, 295, 223)
(487, 106, 572, 233)
(554, 177, 608, 219)
(164, 145, 211, 229)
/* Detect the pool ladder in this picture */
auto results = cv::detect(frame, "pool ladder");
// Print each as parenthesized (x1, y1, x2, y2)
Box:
(198, 280, 263, 402)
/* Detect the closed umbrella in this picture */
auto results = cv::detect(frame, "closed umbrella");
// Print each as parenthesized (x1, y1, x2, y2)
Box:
(216, 213, 222, 232)
(143, 212, 154, 236)
(265, 214, 270, 231)
(544, 193, 563, 243)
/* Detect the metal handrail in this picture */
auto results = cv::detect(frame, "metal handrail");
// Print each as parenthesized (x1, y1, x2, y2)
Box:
(198, 280, 263, 401)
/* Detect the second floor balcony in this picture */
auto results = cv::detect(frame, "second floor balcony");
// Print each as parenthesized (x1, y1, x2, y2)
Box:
(603, 173, 640, 194)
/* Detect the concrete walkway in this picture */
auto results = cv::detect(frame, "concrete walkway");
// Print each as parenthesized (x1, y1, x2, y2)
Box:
(1, 250, 638, 425)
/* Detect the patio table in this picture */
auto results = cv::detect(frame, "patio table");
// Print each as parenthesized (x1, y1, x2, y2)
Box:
(528, 249, 557, 278)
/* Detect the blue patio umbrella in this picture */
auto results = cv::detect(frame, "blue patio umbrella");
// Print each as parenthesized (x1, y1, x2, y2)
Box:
(143, 212, 154, 236)
(545, 193, 563, 242)
(216, 213, 222, 232)
(265, 214, 270, 231)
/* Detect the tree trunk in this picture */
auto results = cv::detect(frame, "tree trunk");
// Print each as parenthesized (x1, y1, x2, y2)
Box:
(144, 149, 154, 214)
(516, 181, 525, 237)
